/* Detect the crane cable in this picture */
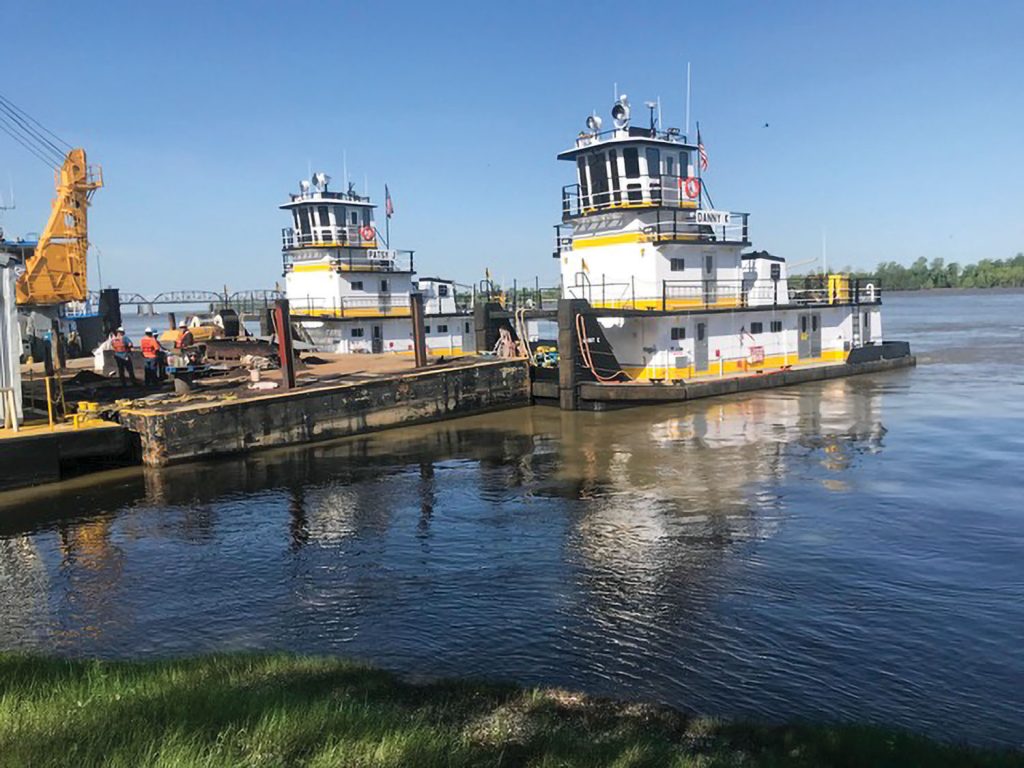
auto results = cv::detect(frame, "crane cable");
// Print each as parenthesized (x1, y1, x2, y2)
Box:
(0, 93, 70, 168)
(575, 313, 629, 383)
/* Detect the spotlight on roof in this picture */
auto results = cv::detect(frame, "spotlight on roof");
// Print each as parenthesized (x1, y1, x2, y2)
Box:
(611, 94, 630, 128)
(585, 114, 603, 133)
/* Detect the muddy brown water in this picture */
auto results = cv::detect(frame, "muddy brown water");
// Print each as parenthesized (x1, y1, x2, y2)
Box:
(1, 290, 1022, 747)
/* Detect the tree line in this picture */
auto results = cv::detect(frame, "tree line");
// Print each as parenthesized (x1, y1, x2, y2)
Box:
(849, 254, 1024, 290)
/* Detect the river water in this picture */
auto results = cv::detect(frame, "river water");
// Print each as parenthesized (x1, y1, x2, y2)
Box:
(1, 290, 1022, 747)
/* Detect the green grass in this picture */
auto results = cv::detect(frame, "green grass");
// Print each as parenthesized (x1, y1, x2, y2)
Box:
(0, 653, 1018, 768)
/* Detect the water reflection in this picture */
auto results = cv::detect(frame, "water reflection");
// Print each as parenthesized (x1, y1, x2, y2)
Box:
(1, 339, 1021, 747)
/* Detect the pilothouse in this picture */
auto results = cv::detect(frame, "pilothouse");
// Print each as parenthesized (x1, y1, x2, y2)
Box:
(281, 171, 473, 356)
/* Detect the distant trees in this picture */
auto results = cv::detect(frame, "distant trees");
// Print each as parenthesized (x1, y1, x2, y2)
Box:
(850, 253, 1024, 290)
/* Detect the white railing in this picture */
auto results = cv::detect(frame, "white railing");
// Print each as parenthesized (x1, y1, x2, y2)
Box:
(288, 293, 413, 318)
(282, 225, 377, 248)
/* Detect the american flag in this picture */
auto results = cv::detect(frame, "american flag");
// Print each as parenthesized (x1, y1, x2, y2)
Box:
(698, 129, 709, 172)
(385, 184, 394, 218)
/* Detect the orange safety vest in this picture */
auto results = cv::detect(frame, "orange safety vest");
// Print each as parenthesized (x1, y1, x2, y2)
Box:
(140, 335, 161, 359)
(111, 336, 127, 353)
(175, 329, 192, 349)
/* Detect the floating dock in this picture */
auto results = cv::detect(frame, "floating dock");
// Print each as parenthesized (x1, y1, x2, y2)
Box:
(119, 356, 530, 466)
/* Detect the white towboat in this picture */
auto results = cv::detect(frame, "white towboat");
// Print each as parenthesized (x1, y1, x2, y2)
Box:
(281, 173, 475, 356)
(554, 93, 884, 381)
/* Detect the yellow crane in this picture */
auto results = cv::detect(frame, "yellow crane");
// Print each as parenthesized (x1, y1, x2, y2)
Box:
(0, 93, 102, 307)
(15, 148, 102, 306)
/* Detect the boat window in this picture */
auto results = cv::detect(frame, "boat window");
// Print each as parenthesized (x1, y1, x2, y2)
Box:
(665, 155, 675, 177)
(588, 152, 609, 207)
(771, 320, 782, 333)
(438, 284, 449, 297)
(801, 316, 808, 332)
(608, 149, 621, 202)
(670, 258, 685, 271)
(645, 148, 660, 178)
(464, 322, 470, 333)
(623, 147, 640, 178)
(437, 324, 448, 333)
(350, 210, 359, 226)
(299, 208, 312, 235)
(812, 316, 819, 331)
(351, 328, 364, 338)
(380, 279, 389, 292)
(363, 208, 371, 226)
(317, 206, 331, 229)
(697, 322, 705, 341)
(680, 151, 690, 177)
(293, 210, 302, 230)
(425, 326, 431, 333)
(351, 281, 363, 290)
(750, 322, 764, 334)
(577, 156, 589, 205)
(626, 183, 643, 203)
(671, 327, 686, 340)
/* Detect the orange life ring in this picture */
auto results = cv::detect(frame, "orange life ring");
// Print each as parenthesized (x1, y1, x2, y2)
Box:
(359, 225, 375, 241)
(684, 177, 701, 199)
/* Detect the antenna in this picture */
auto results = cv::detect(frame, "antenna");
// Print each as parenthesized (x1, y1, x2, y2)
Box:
(0, 175, 13, 210)
(821, 228, 828, 276)
(343, 150, 348, 189)
(657, 97, 662, 133)
(613, 81, 618, 100)
(685, 62, 691, 136)
(645, 100, 657, 133)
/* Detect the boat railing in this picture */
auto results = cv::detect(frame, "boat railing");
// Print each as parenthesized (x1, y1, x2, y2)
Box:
(289, 293, 413, 318)
(282, 225, 379, 249)
(283, 248, 414, 274)
(562, 175, 710, 220)
(564, 276, 882, 311)
(553, 208, 749, 252)
(572, 126, 690, 149)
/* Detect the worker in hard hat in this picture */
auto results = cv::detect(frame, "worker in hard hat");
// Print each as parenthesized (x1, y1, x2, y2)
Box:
(109, 327, 137, 387)
(140, 327, 162, 386)
(174, 321, 194, 364)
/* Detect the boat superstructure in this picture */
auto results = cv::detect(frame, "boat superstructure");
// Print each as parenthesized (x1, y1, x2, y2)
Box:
(554, 94, 882, 381)
(281, 172, 473, 355)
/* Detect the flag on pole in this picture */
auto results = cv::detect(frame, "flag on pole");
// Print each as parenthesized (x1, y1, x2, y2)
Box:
(385, 184, 394, 218)
(697, 129, 709, 172)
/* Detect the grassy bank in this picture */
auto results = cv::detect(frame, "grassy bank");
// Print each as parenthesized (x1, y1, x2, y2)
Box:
(0, 653, 1018, 768)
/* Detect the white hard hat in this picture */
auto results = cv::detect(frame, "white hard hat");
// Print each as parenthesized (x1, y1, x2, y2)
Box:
(145, 327, 153, 334)
(116, 326, 125, 333)
(178, 321, 187, 327)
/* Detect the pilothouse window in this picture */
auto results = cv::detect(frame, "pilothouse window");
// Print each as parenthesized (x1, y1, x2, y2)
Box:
(608, 149, 620, 202)
(577, 156, 590, 206)
(623, 147, 640, 178)
(588, 152, 609, 207)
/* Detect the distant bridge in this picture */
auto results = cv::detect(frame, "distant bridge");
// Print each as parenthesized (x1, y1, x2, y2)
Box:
(87, 289, 284, 315)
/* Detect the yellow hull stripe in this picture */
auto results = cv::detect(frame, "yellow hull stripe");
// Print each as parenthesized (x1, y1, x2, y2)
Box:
(622, 349, 848, 382)
(294, 308, 413, 318)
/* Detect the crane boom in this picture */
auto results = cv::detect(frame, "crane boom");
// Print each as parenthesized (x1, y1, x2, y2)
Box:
(15, 148, 102, 306)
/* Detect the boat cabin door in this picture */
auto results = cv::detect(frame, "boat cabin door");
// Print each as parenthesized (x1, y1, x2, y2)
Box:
(694, 320, 709, 372)
(798, 313, 821, 359)
(371, 324, 383, 353)
(702, 253, 717, 306)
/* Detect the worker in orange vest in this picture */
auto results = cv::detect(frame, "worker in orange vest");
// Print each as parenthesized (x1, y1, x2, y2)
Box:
(110, 327, 137, 387)
(140, 327, 162, 386)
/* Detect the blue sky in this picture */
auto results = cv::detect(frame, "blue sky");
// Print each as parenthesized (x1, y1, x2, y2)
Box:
(2, 0, 1022, 293)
